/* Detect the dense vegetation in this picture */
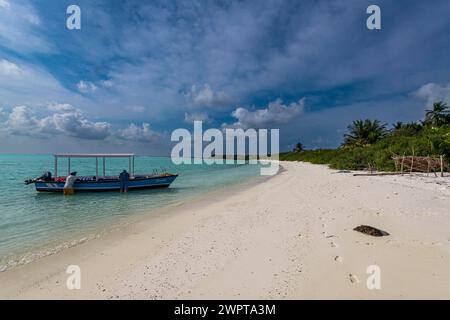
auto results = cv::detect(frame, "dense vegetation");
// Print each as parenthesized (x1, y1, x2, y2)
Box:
(280, 101, 450, 171)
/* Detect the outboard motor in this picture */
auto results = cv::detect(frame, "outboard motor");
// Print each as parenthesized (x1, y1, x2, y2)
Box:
(39, 171, 52, 181)
(25, 171, 52, 185)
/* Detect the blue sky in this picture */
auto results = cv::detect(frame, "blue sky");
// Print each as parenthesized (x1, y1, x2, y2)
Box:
(0, 0, 449, 155)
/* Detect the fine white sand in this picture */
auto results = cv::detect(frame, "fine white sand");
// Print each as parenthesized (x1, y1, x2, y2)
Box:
(1, 161, 450, 299)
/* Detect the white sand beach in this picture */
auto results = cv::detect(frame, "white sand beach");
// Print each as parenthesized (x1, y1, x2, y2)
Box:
(1, 161, 450, 299)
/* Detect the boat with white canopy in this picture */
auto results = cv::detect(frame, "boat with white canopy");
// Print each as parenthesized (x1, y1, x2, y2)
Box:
(25, 153, 178, 192)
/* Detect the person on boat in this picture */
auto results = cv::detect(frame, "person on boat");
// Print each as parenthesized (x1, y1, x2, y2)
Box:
(119, 169, 130, 193)
(63, 171, 77, 195)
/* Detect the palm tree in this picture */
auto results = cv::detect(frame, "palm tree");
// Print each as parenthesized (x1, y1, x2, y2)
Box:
(392, 121, 423, 134)
(343, 119, 387, 147)
(425, 101, 449, 126)
(393, 121, 404, 130)
(293, 142, 303, 152)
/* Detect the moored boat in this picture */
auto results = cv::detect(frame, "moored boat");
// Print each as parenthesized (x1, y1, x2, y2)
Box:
(25, 153, 178, 192)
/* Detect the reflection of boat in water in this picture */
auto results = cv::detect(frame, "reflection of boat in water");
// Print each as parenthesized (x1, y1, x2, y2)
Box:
(25, 153, 178, 192)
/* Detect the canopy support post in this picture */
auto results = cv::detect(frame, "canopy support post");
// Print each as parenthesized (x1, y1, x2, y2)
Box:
(129, 156, 132, 176)
(54, 156, 58, 178)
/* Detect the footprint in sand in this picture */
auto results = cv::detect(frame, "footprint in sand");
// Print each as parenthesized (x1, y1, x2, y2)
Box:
(330, 241, 338, 248)
(349, 274, 359, 284)
(334, 256, 343, 263)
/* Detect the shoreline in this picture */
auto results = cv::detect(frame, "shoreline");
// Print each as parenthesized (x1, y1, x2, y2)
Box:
(0, 166, 272, 274)
(0, 168, 275, 299)
(1, 161, 450, 299)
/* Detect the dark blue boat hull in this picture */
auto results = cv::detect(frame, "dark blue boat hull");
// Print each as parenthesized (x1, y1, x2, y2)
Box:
(35, 174, 178, 192)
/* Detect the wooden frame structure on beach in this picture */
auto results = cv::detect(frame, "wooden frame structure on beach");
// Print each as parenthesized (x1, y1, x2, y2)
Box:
(393, 155, 447, 177)
(354, 155, 447, 177)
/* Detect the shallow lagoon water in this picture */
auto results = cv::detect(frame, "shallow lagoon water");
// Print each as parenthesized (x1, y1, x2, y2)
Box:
(0, 154, 262, 269)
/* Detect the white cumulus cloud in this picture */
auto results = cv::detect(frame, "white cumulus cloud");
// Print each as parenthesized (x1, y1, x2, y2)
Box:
(116, 123, 163, 143)
(185, 84, 232, 108)
(47, 103, 76, 113)
(4, 104, 111, 140)
(414, 83, 450, 107)
(100, 79, 114, 88)
(0, 59, 24, 77)
(226, 98, 304, 129)
(77, 80, 98, 93)
(184, 112, 212, 124)
(1, 103, 170, 145)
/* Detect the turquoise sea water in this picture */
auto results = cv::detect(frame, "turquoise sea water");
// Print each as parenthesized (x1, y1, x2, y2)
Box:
(0, 154, 262, 270)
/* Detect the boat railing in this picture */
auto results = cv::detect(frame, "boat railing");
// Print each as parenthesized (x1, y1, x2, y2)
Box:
(47, 172, 175, 183)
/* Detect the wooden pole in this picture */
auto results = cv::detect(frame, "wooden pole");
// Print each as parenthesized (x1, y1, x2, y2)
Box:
(440, 155, 444, 177)
(400, 155, 405, 175)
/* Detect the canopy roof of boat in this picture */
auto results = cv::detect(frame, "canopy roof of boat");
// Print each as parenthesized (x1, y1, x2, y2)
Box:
(53, 154, 136, 177)
(54, 153, 135, 158)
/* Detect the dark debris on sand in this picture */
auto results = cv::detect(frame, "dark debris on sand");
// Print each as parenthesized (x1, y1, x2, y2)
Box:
(353, 225, 389, 237)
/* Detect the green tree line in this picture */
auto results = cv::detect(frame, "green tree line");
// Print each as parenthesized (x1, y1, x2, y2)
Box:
(280, 101, 450, 171)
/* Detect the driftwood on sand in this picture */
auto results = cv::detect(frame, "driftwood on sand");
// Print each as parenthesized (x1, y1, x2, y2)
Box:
(353, 172, 404, 176)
